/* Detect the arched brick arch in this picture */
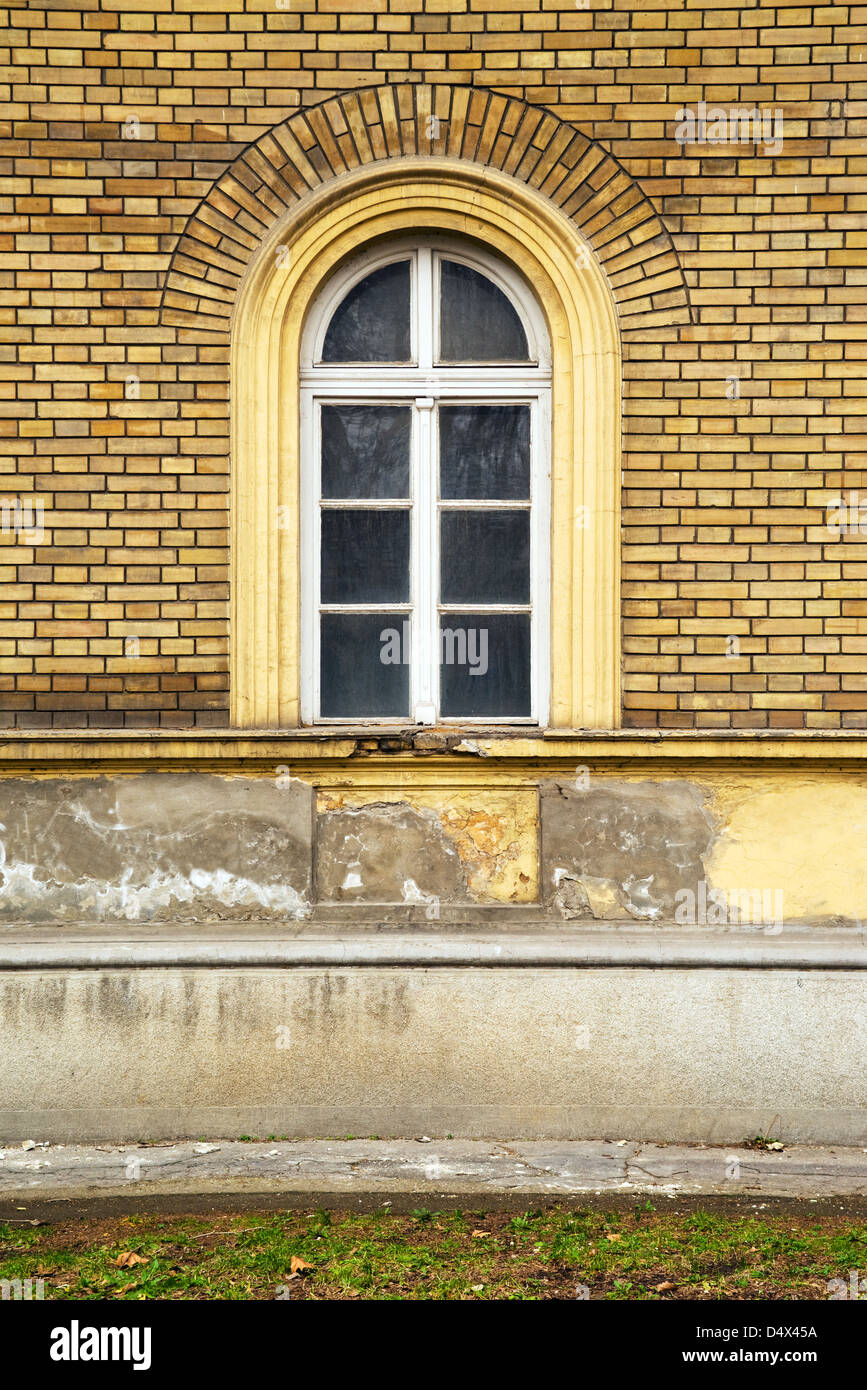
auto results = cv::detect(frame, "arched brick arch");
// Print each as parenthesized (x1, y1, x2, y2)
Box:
(160, 83, 693, 339)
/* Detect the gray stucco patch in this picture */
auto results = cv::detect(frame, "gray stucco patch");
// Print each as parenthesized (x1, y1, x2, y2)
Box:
(316, 801, 470, 905)
(0, 775, 314, 922)
(541, 779, 717, 921)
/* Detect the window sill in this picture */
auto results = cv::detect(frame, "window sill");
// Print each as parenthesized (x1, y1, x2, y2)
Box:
(1, 726, 867, 773)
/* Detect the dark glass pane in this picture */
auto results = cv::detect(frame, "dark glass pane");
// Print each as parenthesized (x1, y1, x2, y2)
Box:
(321, 613, 409, 718)
(439, 612, 531, 719)
(440, 510, 530, 604)
(321, 405, 410, 499)
(321, 262, 411, 363)
(439, 405, 530, 501)
(439, 260, 529, 362)
(320, 509, 410, 603)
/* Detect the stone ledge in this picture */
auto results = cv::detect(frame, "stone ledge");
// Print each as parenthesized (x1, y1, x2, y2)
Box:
(0, 924, 864, 970)
(2, 728, 867, 773)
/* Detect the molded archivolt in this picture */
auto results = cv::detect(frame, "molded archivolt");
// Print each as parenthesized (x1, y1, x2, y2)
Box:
(160, 83, 692, 339)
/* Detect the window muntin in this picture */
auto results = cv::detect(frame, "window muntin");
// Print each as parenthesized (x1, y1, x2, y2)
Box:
(301, 240, 551, 725)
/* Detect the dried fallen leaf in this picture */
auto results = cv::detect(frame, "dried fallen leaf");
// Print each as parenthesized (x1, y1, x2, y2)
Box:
(289, 1256, 313, 1275)
(115, 1252, 148, 1269)
(654, 1281, 676, 1292)
(471, 1229, 490, 1238)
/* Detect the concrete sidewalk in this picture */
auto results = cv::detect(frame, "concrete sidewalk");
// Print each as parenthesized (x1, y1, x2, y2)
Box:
(1, 1138, 865, 1215)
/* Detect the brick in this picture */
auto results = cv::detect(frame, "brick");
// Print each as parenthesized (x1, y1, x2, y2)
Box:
(0, 5, 860, 729)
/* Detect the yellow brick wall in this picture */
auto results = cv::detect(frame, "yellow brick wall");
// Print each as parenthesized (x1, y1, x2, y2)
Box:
(1, 0, 865, 729)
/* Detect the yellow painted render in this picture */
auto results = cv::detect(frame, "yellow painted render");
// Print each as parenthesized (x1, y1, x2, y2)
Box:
(230, 160, 621, 731)
(318, 785, 537, 903)
(702, 778, 867, 923)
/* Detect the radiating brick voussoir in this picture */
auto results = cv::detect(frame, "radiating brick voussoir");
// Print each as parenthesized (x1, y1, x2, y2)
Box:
(160, 83, 693, 338)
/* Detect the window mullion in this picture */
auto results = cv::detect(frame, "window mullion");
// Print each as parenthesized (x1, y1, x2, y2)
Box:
(410, 248, 438, 725)
(417, 247, 434, 374)
(413, 397, 437, 724)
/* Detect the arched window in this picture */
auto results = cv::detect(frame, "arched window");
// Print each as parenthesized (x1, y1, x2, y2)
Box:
(300, 239, 551, 725)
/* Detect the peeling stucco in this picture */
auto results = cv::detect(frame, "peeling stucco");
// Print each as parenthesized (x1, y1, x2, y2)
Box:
(0, 775, 314, 922)
(1, 767, 864, 928)
(315, 800, 470, 904)
(317, 788, 537, 903)
(541, 779, 717, 921)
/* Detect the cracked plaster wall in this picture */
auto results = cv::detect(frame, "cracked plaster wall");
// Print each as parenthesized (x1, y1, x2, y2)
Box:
(541, 779, 717, 921)
(0, 770, 865, 926)
(541, 775, 867, 926)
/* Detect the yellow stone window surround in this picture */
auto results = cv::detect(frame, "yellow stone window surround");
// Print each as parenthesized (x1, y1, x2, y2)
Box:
(231, 159, 621, 730)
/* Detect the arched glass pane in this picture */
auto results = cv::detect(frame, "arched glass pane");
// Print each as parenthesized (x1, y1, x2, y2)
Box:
(439, 260, 529, 362)
(321, 261, 411, 362)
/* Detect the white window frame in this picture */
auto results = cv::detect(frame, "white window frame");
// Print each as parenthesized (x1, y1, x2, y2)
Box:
(300, 237, 552, 727)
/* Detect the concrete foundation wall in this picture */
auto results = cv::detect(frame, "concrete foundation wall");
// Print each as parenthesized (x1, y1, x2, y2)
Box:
(1, 753, 863, 1145)
(2, 952, 864, 1145)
